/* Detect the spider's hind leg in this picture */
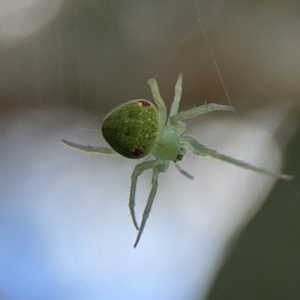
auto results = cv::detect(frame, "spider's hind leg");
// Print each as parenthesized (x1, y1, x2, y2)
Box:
(133, 162, 168, 248)
(62, 139, 116, 154)
(129, 160, 159, 231)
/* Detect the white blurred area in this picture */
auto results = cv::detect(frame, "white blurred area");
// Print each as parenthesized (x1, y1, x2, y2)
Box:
(0, 0, 299, 300)
(0, 107, 293, 300)
(0, 0, 63, 41)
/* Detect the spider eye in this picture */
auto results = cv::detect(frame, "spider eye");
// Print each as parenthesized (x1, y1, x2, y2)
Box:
(173, 147, 186, 162)
(102, 99, 159, 159)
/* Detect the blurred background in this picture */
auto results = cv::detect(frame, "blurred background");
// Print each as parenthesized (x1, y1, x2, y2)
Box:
(0, 0, 300, 299)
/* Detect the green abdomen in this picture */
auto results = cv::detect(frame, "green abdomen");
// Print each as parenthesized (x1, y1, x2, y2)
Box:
(102, 100, 159, 159)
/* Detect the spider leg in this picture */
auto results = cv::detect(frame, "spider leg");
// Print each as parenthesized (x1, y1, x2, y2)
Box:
(62, 139, 116, 154)
(129, 160, 159, 230)
(168, 73, 183, 119)
(171, 103, 234, 123)
(181, 134, 294, 181)
(148, 78, 167, 137)
(174, 162, 194, 180)
(169, 103, 234, 135)
(134, 162, 167, 248)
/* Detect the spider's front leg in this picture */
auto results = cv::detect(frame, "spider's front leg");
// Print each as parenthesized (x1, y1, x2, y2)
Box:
(172, 103, 234, 122)
(129, 160, 159, 231)
(170, 103, 234, 134)
(133, 162, 169, 248)
(174, 162, 194, 180)
(180, 134, 294, 180)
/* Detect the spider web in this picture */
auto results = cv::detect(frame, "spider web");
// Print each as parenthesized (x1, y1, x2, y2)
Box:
(0, 1, 299, 300)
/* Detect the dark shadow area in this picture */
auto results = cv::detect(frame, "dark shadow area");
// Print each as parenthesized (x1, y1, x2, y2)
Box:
(206, 111, 300, 300)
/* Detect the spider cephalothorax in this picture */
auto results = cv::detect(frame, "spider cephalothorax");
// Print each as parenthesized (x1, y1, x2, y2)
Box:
(63, 74, 293, 248)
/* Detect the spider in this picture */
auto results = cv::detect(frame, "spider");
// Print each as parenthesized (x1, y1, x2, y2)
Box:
(62, 74, 293, 248)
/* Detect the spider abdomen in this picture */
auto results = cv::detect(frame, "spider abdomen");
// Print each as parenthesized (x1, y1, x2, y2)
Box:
(102, 99, 159, 159)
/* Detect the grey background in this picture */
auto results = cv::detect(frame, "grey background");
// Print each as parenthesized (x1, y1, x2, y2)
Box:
(1, 0, 300, 299)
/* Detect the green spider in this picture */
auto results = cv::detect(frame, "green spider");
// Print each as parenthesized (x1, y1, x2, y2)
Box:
(63, 74, 293, 248)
